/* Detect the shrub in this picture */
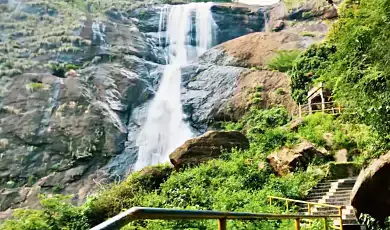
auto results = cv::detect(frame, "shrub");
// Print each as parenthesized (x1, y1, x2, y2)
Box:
(267, 50, 300, 72)
(26, 82, 45, 92)
(289, 43, 336, 103)
(302, 11, 313, 19)
(50, 63, 67, 78)
(300, 31, 315, 37)
(85, 164, 172, 226)
(297, 113, 355, 149)
(275, 88, 285, 95)
(0, 195, 90, 230)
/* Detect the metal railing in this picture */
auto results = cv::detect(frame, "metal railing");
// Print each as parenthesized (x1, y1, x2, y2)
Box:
(91, 207, 341, 230)
(298, 102, 344, 118)
(269, 196, 344, 230)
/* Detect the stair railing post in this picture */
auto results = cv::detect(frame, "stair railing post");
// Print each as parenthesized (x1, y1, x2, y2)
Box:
(218, 218, 227, 230)
(269, 197, 272, 206)
(338, 207, 343, 230)
(294, 218, 301, 230)
(307, 204, 312, 227)
(285, 200, 289, 213)
(324, 218, 328, 230)
(299, 103, 302, 118)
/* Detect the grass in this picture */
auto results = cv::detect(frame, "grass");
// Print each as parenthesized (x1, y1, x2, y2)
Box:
(267, 50, 300, 72)
(0, 107, 381, 229)
(300, 31, 316, 37)
(275, 88, 285, 95)
(26, 82, 46, 92)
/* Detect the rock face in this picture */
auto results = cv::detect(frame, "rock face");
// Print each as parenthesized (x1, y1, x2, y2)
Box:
(210, 3, 267, 44)
(181, 31, 314, 129)
(267, 141, 329, 176)
(0, 1, 270, 216)
(351, 152, 390, 223)
(325, 162, 361, 180)
(199, 32, 309, 68)
(0, 0, 336, 218)
(169, 131, 249, 169)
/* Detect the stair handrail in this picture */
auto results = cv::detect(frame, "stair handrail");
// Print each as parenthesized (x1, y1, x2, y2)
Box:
(268, 196, 343, 209)
(91, 207, 340, 230)
(268, 196, 344, 230)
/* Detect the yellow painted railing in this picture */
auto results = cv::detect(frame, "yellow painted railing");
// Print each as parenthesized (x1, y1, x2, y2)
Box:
(91, 207, 341, 230)
(269, 196, 344, 230)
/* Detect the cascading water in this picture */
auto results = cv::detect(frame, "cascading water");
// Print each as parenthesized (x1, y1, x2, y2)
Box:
(134, 3, 216, 170)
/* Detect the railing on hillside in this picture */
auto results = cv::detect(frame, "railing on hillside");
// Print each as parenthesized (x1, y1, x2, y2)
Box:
(298, 102, 344, 118)
(91, 207, 341, 230)
(269, 196, 344, 230)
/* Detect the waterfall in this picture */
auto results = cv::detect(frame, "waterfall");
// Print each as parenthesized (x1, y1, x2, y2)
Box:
(134, 3, 216, 171)
(92, 21, 108, 52)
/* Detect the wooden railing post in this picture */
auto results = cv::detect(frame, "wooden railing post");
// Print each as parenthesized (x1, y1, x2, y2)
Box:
(338, 207, 343, 230)
(295, 218, 301, 230)
(269, 197, 272, 206)
(218, 218, 227, 230)
(307, 204, 311, 215)
(285, 200, 289, 213)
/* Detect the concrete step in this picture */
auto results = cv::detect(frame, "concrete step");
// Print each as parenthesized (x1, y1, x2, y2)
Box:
(297, 177, 361, 228)
(307, 187, 352, 194)
(307, 190, 352, 196)
(305, 193, 351, 201)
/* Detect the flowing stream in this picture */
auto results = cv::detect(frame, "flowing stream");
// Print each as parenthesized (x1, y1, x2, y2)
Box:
(134, 3, 216, 170)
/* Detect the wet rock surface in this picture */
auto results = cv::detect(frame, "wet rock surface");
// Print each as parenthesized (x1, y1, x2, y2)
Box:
(0, 0, 335, 217)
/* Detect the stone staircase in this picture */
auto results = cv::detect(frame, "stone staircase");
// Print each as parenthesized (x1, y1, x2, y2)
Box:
(298, 177, 366, 230)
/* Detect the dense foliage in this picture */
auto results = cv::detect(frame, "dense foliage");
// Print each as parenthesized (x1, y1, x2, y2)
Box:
(0, 195, 90, 230)
(289, 43, 336, 103)
(1, 103, 377, 229)
(1, 108, 335, 230)
(267, 50, 300, 73)
(290, 0, 390, 142)
(4, 0, 390, 228)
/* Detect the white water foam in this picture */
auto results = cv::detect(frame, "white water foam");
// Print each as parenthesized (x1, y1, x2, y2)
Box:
(134, 3, 216, 170)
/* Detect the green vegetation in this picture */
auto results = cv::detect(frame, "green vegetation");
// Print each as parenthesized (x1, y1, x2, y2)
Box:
(325, 162, 362, 180)
(267, 50, 300, 72)
(2, 108, 339, 230)
(297, 113, 354, 149)
(302, 11, 313, 19)
(26, 82, 45, 92)
(290, 0, 390, 144)
(248, 86, 264, 106)
(0, 195, 89, 230)
(0, 105, 379, 229)
(3, 0, 390, 228)
(300, 31, 316, 37)
(275, 88, 285, 95)
(289, 43, 336, 103)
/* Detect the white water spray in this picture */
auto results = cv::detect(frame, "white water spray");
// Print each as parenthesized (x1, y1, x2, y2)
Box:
(134, 3, 216, 170)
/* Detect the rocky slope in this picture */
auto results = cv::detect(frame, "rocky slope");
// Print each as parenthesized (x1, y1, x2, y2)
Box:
(0, 0, 338, 219)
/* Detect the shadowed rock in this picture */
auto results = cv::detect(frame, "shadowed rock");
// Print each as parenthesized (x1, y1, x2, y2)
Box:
(267, 140, 329, 176)
(351, 152, 390, 224)
(169, 131, 249, 170)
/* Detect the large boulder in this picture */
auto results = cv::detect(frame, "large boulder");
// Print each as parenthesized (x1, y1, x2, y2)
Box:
(169, 131, 249, 169)
(182, 32, 306, 130)
(351, 152, 390, 223)
(325, 162, 361, 180)
(199, 32, 308, 68)
(267, 141, 329, 176)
